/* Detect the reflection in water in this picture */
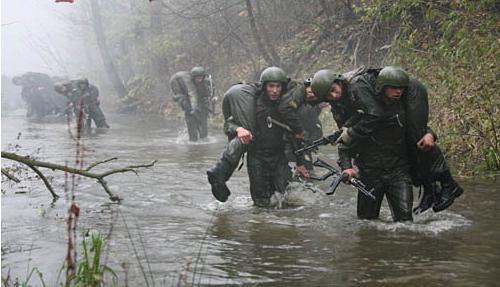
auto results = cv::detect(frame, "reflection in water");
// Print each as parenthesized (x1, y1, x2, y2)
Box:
(2, 112, 500, 286)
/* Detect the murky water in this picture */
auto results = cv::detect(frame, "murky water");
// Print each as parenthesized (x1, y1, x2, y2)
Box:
(2, 111, 500, 286)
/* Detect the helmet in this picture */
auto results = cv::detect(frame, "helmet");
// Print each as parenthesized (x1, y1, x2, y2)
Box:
(375, 66, 409, 94)
(311, 69, 344, 100)
(191, 66, 206, 77)
(259, 66, 287, 84)
(77, 77, 89, 87)
(54, 84, 67, 94)
(303, 78, 313, 87)
(12, 76, 23, 86)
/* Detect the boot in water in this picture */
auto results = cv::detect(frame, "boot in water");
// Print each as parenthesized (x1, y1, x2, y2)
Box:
(433, 179, 463, 212)
(413, 182, 437, 215)
(206, 161, 232, 202)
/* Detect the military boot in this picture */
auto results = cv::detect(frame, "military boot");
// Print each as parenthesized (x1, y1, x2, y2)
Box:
(413, 182, 437, 215)
(207, 159, 233, 202)
(432, 173, 464, 212)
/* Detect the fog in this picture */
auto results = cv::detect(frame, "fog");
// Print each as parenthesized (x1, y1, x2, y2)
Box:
(1, 0, 95, 77)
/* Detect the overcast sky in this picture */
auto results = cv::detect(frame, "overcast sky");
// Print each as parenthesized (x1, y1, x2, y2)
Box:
(2, 0, 81, 77)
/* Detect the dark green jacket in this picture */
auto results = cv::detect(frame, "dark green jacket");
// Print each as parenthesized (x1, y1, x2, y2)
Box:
(338, 72, 409, 171)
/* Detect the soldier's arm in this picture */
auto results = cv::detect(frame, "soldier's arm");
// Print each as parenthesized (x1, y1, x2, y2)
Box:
(223, 116, 241, 137)
(278, 84, 306, 136)
(342, 84, 382, 144)
(337, 143, 355, 170)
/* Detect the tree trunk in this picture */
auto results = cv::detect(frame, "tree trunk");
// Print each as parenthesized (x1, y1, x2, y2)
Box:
(245, 0, 274, 66)
(255, 1, 281, 66)
(89, 0, 128, 99)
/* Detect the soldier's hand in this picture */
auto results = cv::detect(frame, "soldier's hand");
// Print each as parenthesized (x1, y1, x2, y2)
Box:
(417, 133, 435, 151)
(296, 165, 310, 179)
(336, 127, 352, 145)
(342, 168, 357, 181)
(236, 127, 253, 144)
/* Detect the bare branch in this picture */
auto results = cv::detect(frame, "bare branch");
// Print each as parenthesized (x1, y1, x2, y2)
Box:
(2, 151, 156, 202)
(86, 157, 119, 171)
(1, 168, 21, 183)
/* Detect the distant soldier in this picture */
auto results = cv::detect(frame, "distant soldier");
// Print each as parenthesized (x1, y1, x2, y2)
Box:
(170, 67, 211, 141)
(54, 78, 109, 129)
(77, 78, 110, 129)
(12, 72, 65, 118)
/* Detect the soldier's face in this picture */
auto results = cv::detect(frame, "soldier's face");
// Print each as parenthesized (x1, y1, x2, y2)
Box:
(194, 76, 204, 83)
(326, 82, 342, 101)
(384, 86, 404, 102)
(266, 82, 282, 101)
(305, 86, 318, 102)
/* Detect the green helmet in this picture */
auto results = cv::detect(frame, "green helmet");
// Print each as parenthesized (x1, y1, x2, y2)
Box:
(311, 69, 344, 100)
(259, 66, 287, 84)
(375, 66, 409, 94)
(77, 77, 89, 87)
(191, 66, 206, 77)
(54, 83, 66, 94)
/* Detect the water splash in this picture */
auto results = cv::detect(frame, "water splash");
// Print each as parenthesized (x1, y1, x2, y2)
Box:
(365, 209, 472, 235)
(163, 127, 220, 145)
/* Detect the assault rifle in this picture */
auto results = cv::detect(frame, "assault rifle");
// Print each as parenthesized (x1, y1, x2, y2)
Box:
(294, 130, 342, 155)
(311, 157, 376, 200)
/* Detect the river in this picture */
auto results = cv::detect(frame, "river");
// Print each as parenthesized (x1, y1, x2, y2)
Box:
(2, 111, 499, 286)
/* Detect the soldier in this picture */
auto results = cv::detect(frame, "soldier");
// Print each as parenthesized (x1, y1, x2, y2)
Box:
(311, 67, 463, 220)
(12, 72, 65, 118)
(54, 78, 109, 129)
(235, 67, 308, 207)
(170, 67, 210, 141)
(76, 78, 110, 129)
(207, 67, 310, 204)
(295, 78, 324, 171)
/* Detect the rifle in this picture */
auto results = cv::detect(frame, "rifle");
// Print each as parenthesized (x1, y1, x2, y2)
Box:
(294, 130, 342, 155)
(311, 158, 376, 200)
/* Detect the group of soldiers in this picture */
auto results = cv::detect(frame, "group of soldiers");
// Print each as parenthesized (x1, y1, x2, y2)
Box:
(170, 65, 464, 222)
(12, 72, 109, 129)
(12, 72, 66, 118)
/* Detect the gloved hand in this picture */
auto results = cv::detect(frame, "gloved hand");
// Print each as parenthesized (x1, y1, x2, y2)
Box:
(335, 127, 352, 145)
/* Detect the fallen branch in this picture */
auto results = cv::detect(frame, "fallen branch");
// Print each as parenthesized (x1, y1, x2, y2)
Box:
(1, 168, 20, 183)
(1, 151, 156, 202)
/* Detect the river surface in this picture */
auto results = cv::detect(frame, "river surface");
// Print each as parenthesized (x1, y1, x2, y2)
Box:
(2, 111, 500, 286)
